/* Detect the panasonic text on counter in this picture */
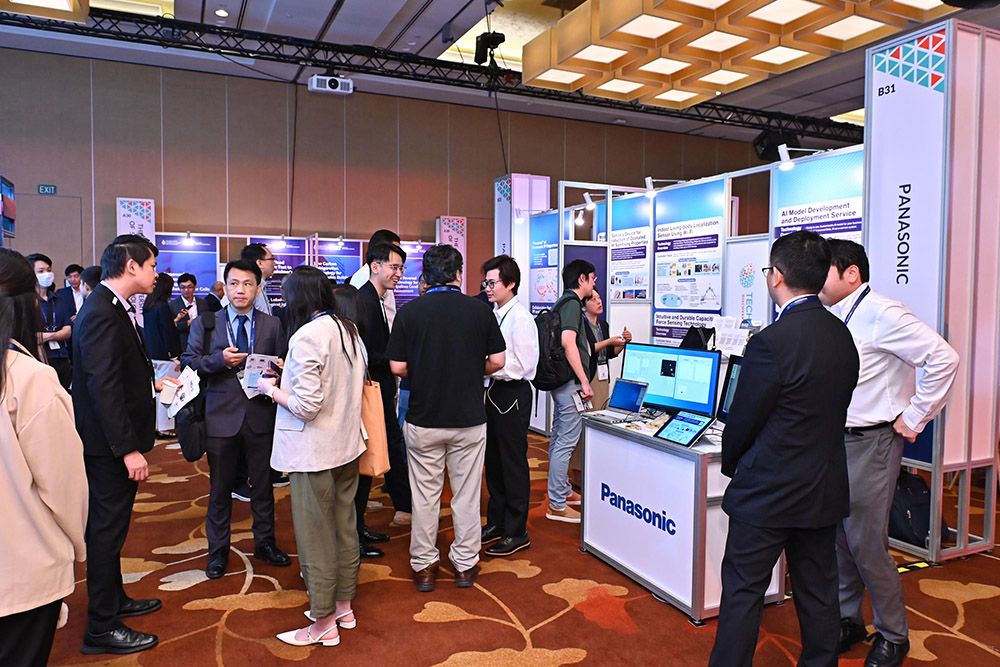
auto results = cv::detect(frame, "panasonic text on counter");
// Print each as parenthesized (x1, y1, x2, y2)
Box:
(601, 483, 677, 535)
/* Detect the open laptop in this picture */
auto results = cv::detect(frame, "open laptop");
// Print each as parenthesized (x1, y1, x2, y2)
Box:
(588, 378, 648, 424)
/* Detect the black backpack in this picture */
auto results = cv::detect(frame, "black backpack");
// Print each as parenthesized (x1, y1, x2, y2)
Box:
(889, 469, 949, 547)
(174, 315, 216, 463)
(531, 294, 580, 391)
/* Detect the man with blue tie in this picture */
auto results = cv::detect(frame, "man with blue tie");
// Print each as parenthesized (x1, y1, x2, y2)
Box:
(182, 259, 290, 579)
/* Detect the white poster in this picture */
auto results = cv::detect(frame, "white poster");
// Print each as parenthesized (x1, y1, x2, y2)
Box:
(865, 25, 949, 331)
(609, 195, 652, 301)
(723, 235, 770, 327)
(436, 215, 468, 292)
(116, 197, 156, 239)
(771, 148, 865, 244)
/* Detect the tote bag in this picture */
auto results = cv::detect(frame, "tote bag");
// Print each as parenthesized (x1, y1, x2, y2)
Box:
(358, 373, 390, 476)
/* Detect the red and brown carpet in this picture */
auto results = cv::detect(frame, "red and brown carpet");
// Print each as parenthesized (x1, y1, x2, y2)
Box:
(50, 435, 1000, 666)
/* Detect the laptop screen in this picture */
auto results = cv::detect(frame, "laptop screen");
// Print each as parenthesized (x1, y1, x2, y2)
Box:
(608, 378, 647, 412)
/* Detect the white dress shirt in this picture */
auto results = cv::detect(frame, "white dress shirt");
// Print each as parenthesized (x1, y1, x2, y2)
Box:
(832, 283, 959, 432)
(490, 296, 539, 382)
(72, 287, 84, 312)
(182, 297, 199, 321)
(349, 265, 396, 328)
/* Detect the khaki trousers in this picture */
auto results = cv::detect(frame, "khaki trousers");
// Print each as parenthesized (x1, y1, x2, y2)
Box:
(289, 458, 360, 618)
(404, 423, 487, 572)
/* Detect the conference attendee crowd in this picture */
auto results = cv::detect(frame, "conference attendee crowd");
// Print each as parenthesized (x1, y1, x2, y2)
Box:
(0, 228, 957, 667)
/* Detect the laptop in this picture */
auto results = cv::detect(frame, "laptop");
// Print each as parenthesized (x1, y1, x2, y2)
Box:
(653, 410, 716, 447)
(588, 378, 648, 424)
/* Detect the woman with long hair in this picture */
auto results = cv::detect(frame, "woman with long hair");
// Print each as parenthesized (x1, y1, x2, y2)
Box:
(0, 248, 88, 665)
(142, 272, 183, 361)
(257, 265, 366, 648)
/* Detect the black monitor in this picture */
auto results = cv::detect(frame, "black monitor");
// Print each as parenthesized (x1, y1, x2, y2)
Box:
(716, 355, 743, 423)
(620, 342, 721, 417)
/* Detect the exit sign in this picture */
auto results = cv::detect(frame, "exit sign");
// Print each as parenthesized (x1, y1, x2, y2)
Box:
(37, 184, 57, 195)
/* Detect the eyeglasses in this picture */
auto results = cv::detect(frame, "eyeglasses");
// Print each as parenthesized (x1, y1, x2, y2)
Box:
(380, 263, 405, 274)
(761, 266, 781, 276)
(481, 279, 500, 290)
(261, 256, 276, 263)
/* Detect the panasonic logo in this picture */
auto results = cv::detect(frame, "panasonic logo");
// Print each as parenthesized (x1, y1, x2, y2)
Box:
(601, 483, 677, 535)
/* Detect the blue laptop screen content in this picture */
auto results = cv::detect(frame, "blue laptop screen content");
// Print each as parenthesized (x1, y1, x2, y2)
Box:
(621, 343, 720, 415)
(608, 380, 645, 412)
(657, 412, 713, 447)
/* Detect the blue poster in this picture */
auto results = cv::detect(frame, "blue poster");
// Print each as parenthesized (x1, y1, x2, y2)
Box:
(772, 148, 864, 242)
(315, 238, 363, 283)
(529, 211, 560, 315)
(609, 194, 652, 301)
(154, 233, 218, 296)
(249, 236, 307, 305)
(395, 241, 427, 308)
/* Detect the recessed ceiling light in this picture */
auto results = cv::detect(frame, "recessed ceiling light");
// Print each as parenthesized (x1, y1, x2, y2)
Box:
(699, 69, 748, 85)
(214, 8, 229, 18)
(535, 68, 585, 84)
(815, 16, 886, 41)
(656, 89, 698, 102)
(679, 0, 731, 9)
(752, 46, 810, 65)
(686, 31, 747, 52)
(639, 57, 691, 75)
(597, 79, 645, 94)
(619, 15, 681, 39)
(10, 0, 73, 8)
(574, 44, 629, 64)
(747, 0, 821, 25)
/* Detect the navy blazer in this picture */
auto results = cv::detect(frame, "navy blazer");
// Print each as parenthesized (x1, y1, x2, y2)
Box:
(182, 307, 287, 439)
(142, 301, 182, 360)
(55, 286, 80, 315)
(721, 299, 859, 529)
(72, 284, 156, 458)
(358, 281, 395, 403)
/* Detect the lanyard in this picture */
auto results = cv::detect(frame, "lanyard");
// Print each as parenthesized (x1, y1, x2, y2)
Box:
(228, 310, 256, 353)
(843, 286, 871, 325)
(309, 310, 332, 322)
(427, 285, 461, 294)
(779, 294, 819, 319)
(39, 297, 54, 328)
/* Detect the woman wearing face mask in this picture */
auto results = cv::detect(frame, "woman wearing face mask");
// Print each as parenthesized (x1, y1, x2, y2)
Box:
(25, 253, 74, 390)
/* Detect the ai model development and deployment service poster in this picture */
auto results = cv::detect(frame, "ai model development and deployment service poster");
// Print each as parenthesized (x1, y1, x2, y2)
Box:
(609, 194, 651, 302)
(772, 147, 865, 243)
(652, 180, 726, 345)
(529, 211, 560, 315)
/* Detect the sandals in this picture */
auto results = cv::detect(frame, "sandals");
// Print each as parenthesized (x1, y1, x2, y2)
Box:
(302, 608, 357, 629)
(276, 624, 340, 647)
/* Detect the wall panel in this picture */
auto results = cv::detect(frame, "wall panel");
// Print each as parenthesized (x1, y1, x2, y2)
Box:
(565, 120, 608, 185)
(398, 98, 449, 242)
(290, 89, 346, 237)
(605, 125, 645, 188)
(344, 93, 398, 238)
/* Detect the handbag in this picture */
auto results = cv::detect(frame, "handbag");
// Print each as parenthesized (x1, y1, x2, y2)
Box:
(174, 315, 216, 463)
(358, 370, 390, 477)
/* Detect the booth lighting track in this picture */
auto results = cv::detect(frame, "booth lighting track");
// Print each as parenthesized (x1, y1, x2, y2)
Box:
(0, 9, 863, 144)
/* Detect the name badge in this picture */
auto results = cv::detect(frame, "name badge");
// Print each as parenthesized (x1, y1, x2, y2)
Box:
(597, 363, 610, 381)
(48, 340, 61, 350)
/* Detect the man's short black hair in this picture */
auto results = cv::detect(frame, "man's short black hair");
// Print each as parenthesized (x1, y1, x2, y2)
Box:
(422, 244, 463, 286)
(25, 253, 53, 268)
(177, 272, 197, 286)
(101, 234, 158, 280)
(81, 265, 102, 289)
(769, 231, 831, 293)
(482, 254, 521, 295)
(241, 243, 269, 263)
(562, 259, 596, 291)
(224, 259, 262, 284)
(64, 263, 84, 276)
(366, 243, 406, 267)
(368, 229, 400, 247)
(828, 238, 870, 283)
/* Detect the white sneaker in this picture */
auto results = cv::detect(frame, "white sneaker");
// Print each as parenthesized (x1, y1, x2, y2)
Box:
(391, 511, 412, 526)
(545, 504, 581, 524)
(366, 500, 384, 512)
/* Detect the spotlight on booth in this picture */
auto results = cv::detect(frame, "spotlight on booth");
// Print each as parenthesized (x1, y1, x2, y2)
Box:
(583, 192, 596, 211)
(777, 144, 825, 171)
(644, 176, 685, 197)
(182, 231, 196, 247)
(271, 235, 288, 250)
(574, 210, 585, 226)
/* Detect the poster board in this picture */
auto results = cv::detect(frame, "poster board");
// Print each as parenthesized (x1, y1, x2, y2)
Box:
(608, 194, 652, 303)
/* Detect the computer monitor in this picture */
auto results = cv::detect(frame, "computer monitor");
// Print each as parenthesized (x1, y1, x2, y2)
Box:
(620, 342, 721, 416)
(607, 378, 647, 413)
(716, 355, 743, 423)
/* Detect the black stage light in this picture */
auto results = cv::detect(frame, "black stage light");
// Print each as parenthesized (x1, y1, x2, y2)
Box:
(753, 130, 800, 162)
(475, 31, 506, 65)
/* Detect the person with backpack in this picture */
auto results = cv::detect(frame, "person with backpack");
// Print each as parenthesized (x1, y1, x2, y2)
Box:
(543, 259, 596, 524)
(820, 240, 958, 667)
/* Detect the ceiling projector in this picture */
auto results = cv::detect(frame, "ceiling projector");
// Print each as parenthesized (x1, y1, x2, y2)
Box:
(307, 74, 354, 95)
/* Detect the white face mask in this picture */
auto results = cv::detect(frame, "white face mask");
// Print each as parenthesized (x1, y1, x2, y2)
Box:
(36, 271, 55, 289)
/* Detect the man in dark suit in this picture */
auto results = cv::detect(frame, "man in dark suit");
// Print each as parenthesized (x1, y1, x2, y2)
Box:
(709, 231, 860, 667)
(169, 272, 208, 351)
(56, 262, 86, 318)
(204, 280, 225, 313)
(73, 235, 170, 655)
(355, 243, 413, 558)
(182, 259, 290, 579)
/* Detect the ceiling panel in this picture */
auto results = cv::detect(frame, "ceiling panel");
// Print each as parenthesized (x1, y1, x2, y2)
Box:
(322, 0, 408, 45)
(242, 0, 340, 40)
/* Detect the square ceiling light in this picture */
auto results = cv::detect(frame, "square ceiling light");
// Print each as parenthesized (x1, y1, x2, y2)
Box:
(556, 0, 644, 73)
(795, 13, 898, 51)
(682, 64, 765, 93)
(522, 28, 595, 92)
(730, 41, 824, 73)
(597, 0, 708, 50)
(1, 0, 88, 21)
(620, 48, 714, 86)
(720, 0, 848, 40)
(642, 56, 696, 75)
(641, 86, 713, 109)
(653, 0, 757, 22)
(867, 0, 956, 22)
(672, 27, 776, 61)
(585, 76, 657, 101)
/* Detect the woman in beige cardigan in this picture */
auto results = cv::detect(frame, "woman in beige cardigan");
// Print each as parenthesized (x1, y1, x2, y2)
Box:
(0, 248, 88, 665)
(257, 266, 366, 648)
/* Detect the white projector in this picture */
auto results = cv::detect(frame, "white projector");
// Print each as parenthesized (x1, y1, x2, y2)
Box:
(307, 75, 354, 95)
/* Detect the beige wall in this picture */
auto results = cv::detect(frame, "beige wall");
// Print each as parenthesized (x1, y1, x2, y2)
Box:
(0, 48, 769, 284)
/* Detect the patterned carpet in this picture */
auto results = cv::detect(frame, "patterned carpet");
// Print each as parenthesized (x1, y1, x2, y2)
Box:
(49, 434, 1000, 666)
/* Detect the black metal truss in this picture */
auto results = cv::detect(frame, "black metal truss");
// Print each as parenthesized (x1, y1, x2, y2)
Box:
(0, 8, 863, 143)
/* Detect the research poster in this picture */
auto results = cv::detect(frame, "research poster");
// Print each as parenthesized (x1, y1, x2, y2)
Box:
(609, 194, 652, 302)
(314, 238, 363, 283)
(116, 197, 155, 239)
(529, 211, 560, 315)
(652, 180, 727, 345)
(249, 236, 306, 306)
(154, 233, 218, 296)
(772, 147, 865, 244)
(395, 241, 427, 307)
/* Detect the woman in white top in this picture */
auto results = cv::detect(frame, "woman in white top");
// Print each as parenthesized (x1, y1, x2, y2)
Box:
(257, 266, 366, 648)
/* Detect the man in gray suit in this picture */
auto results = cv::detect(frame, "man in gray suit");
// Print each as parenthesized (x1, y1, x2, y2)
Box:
(182, 259, 290, 579)
(169, 272, 208, 351)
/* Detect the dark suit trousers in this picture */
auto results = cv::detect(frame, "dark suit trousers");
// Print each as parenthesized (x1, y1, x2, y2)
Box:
(206, 418, 276, 557)
(354, 392, 412, 530)
(84, 455, 139, 634)
(709, 517, 839, 667)
(49, 357, 71, 391)
(485, 380, 532, 537)
(0, 599, 61, 667)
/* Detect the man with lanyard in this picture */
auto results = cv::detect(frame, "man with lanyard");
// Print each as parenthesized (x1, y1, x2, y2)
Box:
(26, 253, 74, 389)
(545, 258, 596, 525)
(480, 255, 539, 557)
(182, 259, 291, 580)
(820, 239, 958, 667)
(350, 229, 401, 327)
(169, 272, 207, 352)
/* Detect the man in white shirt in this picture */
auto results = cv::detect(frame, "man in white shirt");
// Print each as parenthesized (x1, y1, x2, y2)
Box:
(169, 273, 207, 352)
(480, 256, 539, 557)
(820, 239, 959, 667)
(350, 229, 400, 327)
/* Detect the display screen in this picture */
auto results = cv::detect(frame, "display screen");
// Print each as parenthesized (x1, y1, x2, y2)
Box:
(620, 342, 720, 415)
(717, 356, 743, 423)
(608, 379, 647, 412)
(654, 411, 714, 447)
(0, 177, 14, 237)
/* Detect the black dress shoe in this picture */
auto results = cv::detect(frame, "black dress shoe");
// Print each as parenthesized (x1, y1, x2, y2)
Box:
(360, 542, 385, 558)
(485, 534, 531, 557)
(864, 633, 909, 667)
(253, 542, 291, 567)
(480, 524, 503, 545)
(81, 624, 158, 655)
(360, 526, 389, 544)
(118, 598, 162, 618)
(839, 617, 868, 653)
(231, 482, 252, 502)
(206, 553, 228, 579)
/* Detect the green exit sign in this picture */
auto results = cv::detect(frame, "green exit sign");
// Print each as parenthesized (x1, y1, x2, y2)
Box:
(38, 184, 57, 195)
